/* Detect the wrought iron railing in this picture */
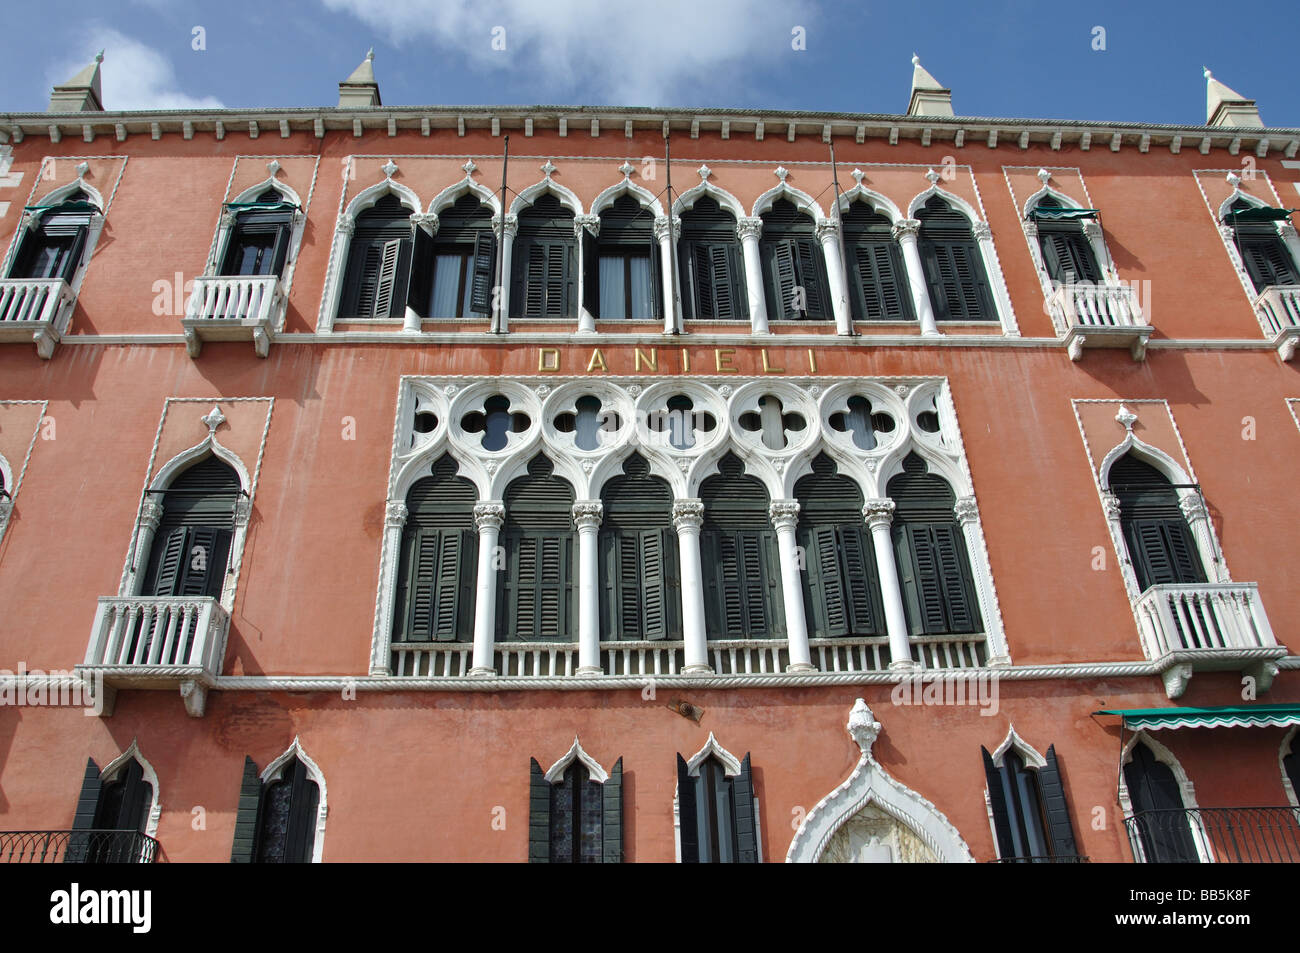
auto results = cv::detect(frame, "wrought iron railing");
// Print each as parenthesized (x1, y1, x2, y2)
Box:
(0, 829, 159, 863)
(991, 854, 1090, 863)
(1124, 807, 1300, 863)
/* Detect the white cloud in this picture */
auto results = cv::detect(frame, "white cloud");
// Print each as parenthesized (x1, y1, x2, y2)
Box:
(49, 28, 223, 111)
(321, 0, 811, 105)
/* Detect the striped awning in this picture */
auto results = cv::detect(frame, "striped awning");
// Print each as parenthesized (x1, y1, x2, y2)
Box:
(1029, 206, 1098, 220)
(1095, 704, 1300, 730)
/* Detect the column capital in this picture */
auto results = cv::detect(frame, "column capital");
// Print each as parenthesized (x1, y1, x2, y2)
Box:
(769, 499, 800, 530)
(1178, 494, 1208, 524)
(814, 219, 840, 241)
(493, 214, 518, 239)
(1081, 221, 1103, 242)
(653, 215, 681, 242)
(972, 220, 993, 241)
(1022, 219, 1039, 239)
(1279, 221, 1298, 241)
(384, 500, 409, 528)
(139, 498, 165, 532)
(863, 498, 896, 528)
(233, 497, 253, 527)
(953, 496, 980, 525)
(1101, 491, 1122, 521)
(473, 502, 505, 531)
(891, 218, 921, 242)
(336, 212, 355, 237)
(672, 499, 705, 530)
(736, 216, 763, 241)
(572, 500, 604, 529)
(411, 211, 439, 235)
(0, 498, 11, 524)
(575, 214, 600, 237)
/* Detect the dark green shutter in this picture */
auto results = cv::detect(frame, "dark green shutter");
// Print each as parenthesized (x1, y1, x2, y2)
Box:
(178, 525, 232, 598)
(918, 198, 995, 322)
(770, 239, 799, 319)
(529, 758, 550, 863)
(602, 758, 623, 864)
(150, 528, 188, 596)
(852, 242, 911, 321)
(1038, 745, 1079, 859)
(66, 757, 102, 863)
(804, 524, 848, 637)
(839, 525, 884, 635)
(469, 231, 496, 314)
(582, 228, 600, 319)
(230, 756, 263, 863)
(406, 224, 434, 319)
(710, 244, 737, 318)
(640, 528, 672, 640)
(932, 524, 980, 633)
(733, 753, 758, 864)
(59, 225, 89, 284)
(1039, 228, 1101, 283)
(282, 759, 318, 864)
(677, 754, 699, 863)
(1124, 519, 1206, 590)
(795, 238, 828, 318)
(982, 747, 1015, 858)
(1239, 232, 1300, 292)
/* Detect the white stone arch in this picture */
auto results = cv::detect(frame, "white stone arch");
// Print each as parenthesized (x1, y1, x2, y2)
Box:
(987, 723, 1047, 770)
(345, 177, 422, 219)
(9, 177, 107, 330)
(207, 176, 308, 310)
(727, 380, 820, 467)
(1280, 727, 1299, 808)
(587, 442, 684, 502)
(1118, 730, 1212, 862)
(101, 739, 162, 839)
(509, 177, 583, 218)
(489, 448, 586, 503)
(33, 176, 105, 212)
(836, 185, 903, 223)
(427, 174, 502, 220)
(231, 176, 301, 209)
(540, 379, 637, 464)
(687, 436, 784, 502)
(787, 700, 974, 863)
(0, 450, 13, 499)
(907, 184, 981, 223)
(683, 732, 744, 777)
(149, 435, 252, 496)
(875, 437, 971, 500)
(780, 438, 873, 502)
(590, 177, 664, 219)
(1217, 186, 1270, 223)
(672, 180, 746, 220)
(1022, 182, 1087, 220)
(1098, 433, 1193, 491)
(391, 445, 489, 507)
(752, 180, 826, 222)
(260, 737, 328, 863)
(543, 736, 611, 784)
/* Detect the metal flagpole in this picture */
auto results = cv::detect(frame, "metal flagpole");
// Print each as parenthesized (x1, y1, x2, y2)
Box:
(665, 130, 679, 335)
(828, 140, 855, 336)
(493, 135, 509, 334)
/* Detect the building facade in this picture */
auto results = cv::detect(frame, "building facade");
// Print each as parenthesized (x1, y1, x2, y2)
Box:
(0, 54, 1298, 863)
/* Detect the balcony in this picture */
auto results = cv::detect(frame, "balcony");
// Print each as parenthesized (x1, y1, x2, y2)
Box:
(1125, 807, 1300, 863)
(1134, 583, 1286, 699)
(77, 596, 231, 717)
(181, 275, 282, 358)
(0, 278, 75, 358)
(1251, 285, 1300, 360)
(1047, 280, 1151, 361)
(0, 830, 158, 863)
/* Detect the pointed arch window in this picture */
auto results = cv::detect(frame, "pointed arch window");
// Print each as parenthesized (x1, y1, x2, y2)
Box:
(759, 198, 830, 320)
(498, 456, 576, 641)
(220, 187, 295, 279)
(699, 453, 783, 639)
(512, 193, 576, 318)
(598, 453, 680, 641)
(887, 453, 982, 637)
(338, 193, 418, 319)
(594, 195, 659, 319)
(679, 196, 747, 321)
(842, 200, 912, 321)
(981, 744, 1080, 862)
(69, 755, 156, 863)
(916, 195, 996, 321)
(9, 189, 98, 283)
(676, 751, 758, 863)
(528, 753, 623, 863)
(1283, 734, 1300, 806)
(795, 454, 885, 638)
(1109, 454, 1207, 591)
(1222, 198, 1300, 293)
(230, 753, 321, 863)
(1124, 742, 1200, 863)
(428, 193, 495, 318)
(1031, 195, 1102, 285)
(392, 456, 477, 644)
(143, 455, 240, 603)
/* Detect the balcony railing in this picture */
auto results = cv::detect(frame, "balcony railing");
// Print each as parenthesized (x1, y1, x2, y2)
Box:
(79, 596, 231, 716)
(0, 830, 158, 864)
(0, 277, 75, 358)
(1135, 583, 1285, 698)
(388, 634, 988, 678)
(1125, 808, 1300, 863)
(1252, 284, 1300, 360)
(1047, 281, 1151, 360)
(991, 855, 1090, 863)
(181, 274, 282, 358)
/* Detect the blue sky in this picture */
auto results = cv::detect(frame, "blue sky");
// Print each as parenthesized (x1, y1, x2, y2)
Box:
(1, 0, 1297, 127)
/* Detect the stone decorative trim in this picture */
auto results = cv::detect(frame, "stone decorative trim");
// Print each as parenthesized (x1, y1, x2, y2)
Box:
(543, 736, 611, 784)
(261, 737, 328, 863)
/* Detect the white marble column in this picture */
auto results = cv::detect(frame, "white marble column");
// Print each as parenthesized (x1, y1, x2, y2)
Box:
(1178, 493, 1228, 584)
(319, 213, 355, 333)
(892, 218, 939, 337)
(954, 496, 1010, 666)
(470, 502, 505, 675)
(491, 215, 517, 334)
(405, 213, 439, 332)
(128, 498, 166, 597)
(573, 501, 603, 673)
(770, 500, 813, 672)
(575, 215, 600, 334)
(654, 215, 681, 334)
(736, 216, 769, 333)
(369, 500, 409, 675)
(864, 499, 915, 671)
(672, 499, 711, 673)
(816, 219, 853, 335)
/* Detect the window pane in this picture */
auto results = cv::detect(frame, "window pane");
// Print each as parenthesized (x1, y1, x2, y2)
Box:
(627, 253, 653, 318)
(599, 255, 625, 319)
(431, 254, 464, 318)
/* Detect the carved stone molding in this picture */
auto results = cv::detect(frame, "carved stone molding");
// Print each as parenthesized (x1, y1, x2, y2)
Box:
(863, 498, 896, 528)
(493, 214, 518, 239)
(653, 215, 681, 242)
(232, 497, 252, 527)
(672, 499, 705, 530)
(336, 213, 355, 237)
(972, 221, 993, 241)
(572, 500, 604, 529)
(736, 216, 763, 241)
(575, 214, 600, 237)
(1101, 491, 1122, 521)
(953, 496, 979, 525)
(891, 218, 921, 241)
(814, 219, 840, 241)
(769, 499, 800, 530)
(411, 211, 439, 234)
(139, 499, 164, 533)
(1082, 221, 1103, 241)
(384, 500, 409, 528)
(1178, 494, 1208, 524)
(473, 502, 505, 531)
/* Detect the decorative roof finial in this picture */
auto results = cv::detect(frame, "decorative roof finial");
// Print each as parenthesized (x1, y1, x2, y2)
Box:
(1203, 66, 1212, 80)
(95, 50, 104, 64)
(266, 159, 281, 177)
(912, 53, 920, 67)
(1115, 404, 1138, 433)
(201, 405, 226, 436)
(1037, 168, 1052, 186)
(925, 168, 942, 187)
(366, 48, 374, 61)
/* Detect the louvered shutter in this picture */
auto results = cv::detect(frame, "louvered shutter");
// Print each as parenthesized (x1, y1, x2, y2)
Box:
(149, 528, 188, 596)
(547, 243, 572, 316)
(932, 524, 981, 634)
(617, 533, 640, 639)
(922, 238, 994, 321)
(733, 753, 758, 864)
(684, 242, 711, 318)
(982, 747, 1016, 858)
(178, 525, 232, 599)
(602, 758, 623, 863)
(770, 239, 800, 319)
(853, 242, 911, 321)
(230, 756, 263, 863)
(506, 533, 538, 640)
(469, 231, 496, 315)
(895, 524, 946, 636)
(65, 757, 102, 863)
(676, 754, 699, 863)
(406, 225, 434, 319)
(1040, 229, 1100, 284)
(1240, 234, 1300, 292)
(282, 759, 319, 864)
(371, 238, 403, 318)
(112, 759, 151, 834)
(1038, 745, 1079, 859)
(640, 529, 668, 640)
(795, 238, 828, 318)
(803, 524, 848, 637)
(59, 225, 89, 284)
(710, 244, 737, 319)
(529, 758, 551, 863)
(1124, 519, 1205, 590)
(739, 532, 769, 636)
(582, 227, 600, 319)
(839, 524, 884, 635)
(432, 530, 467, 642)
(701, 531, 725, 638)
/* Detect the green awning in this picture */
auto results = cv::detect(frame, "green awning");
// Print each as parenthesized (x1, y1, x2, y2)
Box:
(1095, 704, 1300, 730)
(1223, 207, 1296, 224)
(23, 201, 100, 214)
(223, 201, 298, 212)
(1029, 206, 1098, 220)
